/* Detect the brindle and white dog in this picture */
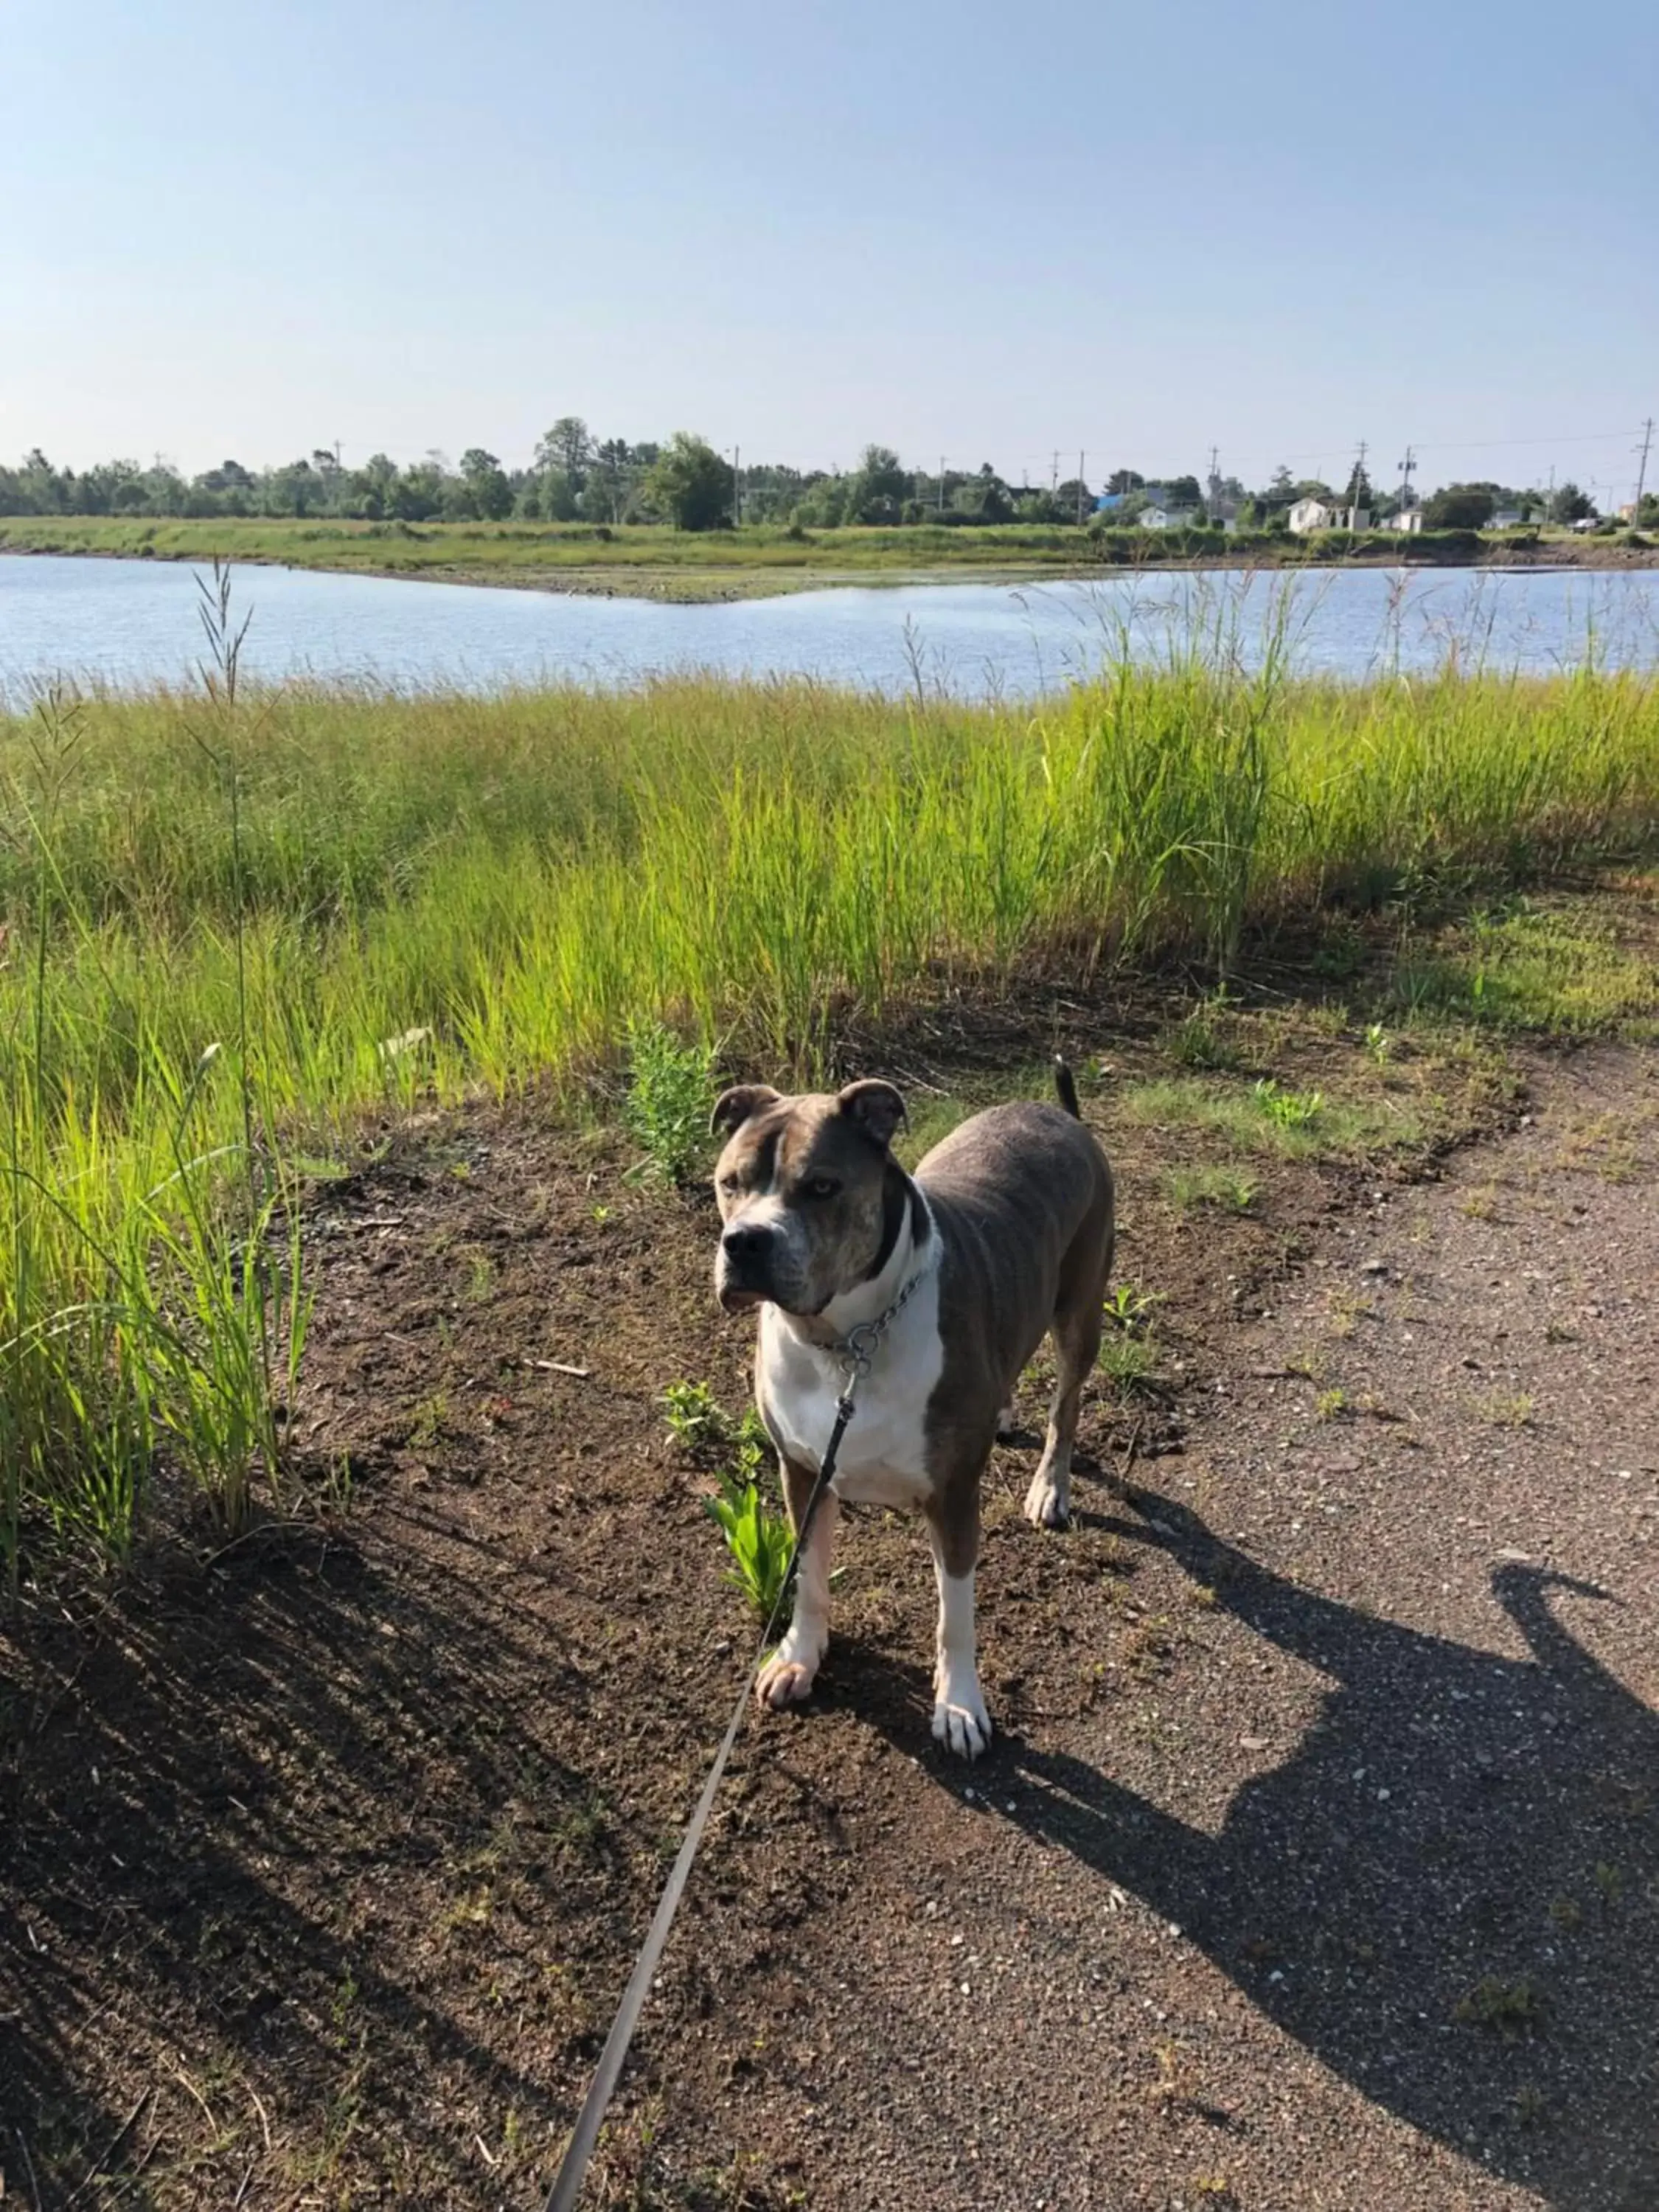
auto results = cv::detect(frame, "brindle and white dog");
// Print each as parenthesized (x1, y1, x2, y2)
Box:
(711, 1063, 1114, 1758)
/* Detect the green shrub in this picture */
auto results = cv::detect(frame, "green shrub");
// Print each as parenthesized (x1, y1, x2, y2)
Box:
(623, 1020, 714, 1183)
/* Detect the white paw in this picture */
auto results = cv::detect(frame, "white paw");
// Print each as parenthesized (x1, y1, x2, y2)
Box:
(995, 1402, 1018, 1439)
(1024, 1465, 1071, 1528)
(931, 1674, 992, 1759)
(756, 1634, 824, 1710)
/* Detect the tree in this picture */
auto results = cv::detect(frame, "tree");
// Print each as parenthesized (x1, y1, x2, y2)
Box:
(844, 444, 908, 524)
(349, 452, 401, 519)
(1164, 474, 1203, 512)
(1546, 481, 1593, 526)
(1342, 462, 1375, 514)
(643, 432, 734, 530)
(952, 467, 1013, 524)
(536, 417, 593, 489)
(588, 437, 633, 521)
(1423, 482, 1498, 529)
(459, 447, 513, 521)
(1107, 468, 1144, 495)
(265, 457, 320, 518)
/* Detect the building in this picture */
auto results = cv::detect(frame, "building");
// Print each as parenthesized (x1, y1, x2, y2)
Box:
(1391, 507, 1424, 535)
(1287, 497, 1340, 535)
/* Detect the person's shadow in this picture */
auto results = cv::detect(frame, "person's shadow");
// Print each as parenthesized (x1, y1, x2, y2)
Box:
(975, 1491, 1656, 2208)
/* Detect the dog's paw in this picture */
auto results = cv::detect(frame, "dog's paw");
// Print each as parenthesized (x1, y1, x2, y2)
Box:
(931, 1676, 992, 1760)
(995, 1402, 1018, 1439)
(1023, 1465, 1071, 1529)
(756, 1640, 822, 1710)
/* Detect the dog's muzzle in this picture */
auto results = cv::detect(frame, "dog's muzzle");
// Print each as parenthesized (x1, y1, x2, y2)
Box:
(717, 1222, 776, 1313)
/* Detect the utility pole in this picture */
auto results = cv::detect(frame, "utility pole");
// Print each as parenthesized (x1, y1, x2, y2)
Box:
(938, 456, 946, 515)
(732, 445, 741, 529)
(1051, 450, 1060, 493)
(1632, 417, 1654, 526)
(1076, 450, 1085, 527)
(1206, 442, 1220, 524)
(1397, 444, 1416, 512)
(1349, 438, 1368, 524)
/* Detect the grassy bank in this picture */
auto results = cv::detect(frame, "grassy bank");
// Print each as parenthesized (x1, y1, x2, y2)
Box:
(5, 513, 1654, 601)
(3, 625, 1658, 1573)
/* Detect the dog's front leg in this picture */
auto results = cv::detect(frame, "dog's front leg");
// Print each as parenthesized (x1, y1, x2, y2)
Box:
(926, 1493, 991, 1759)
(756, 1455, 839, 1710)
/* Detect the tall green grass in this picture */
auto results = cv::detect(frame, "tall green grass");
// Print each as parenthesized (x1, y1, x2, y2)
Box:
(3, 605, 1657, 1574)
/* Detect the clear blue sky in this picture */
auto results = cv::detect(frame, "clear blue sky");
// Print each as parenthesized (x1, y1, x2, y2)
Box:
(4, 0, 1655, 500)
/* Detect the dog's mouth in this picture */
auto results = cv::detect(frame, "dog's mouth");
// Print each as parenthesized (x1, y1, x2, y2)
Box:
(718, 1284, 765, 1315)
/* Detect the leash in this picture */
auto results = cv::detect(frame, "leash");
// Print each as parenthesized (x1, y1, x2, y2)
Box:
(543, 1260, 929, 2212)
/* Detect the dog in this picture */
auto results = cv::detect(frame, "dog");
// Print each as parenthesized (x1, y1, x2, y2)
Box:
(711, 1061, 1114, 1758)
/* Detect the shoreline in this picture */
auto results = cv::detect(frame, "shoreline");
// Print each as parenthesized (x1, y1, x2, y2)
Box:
(5, 529, 1658, 605)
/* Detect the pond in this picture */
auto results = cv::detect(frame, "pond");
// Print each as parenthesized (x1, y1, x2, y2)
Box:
(3, 552, 1657, 701)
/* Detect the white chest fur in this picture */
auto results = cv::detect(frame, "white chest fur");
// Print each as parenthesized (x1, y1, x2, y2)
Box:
(757, 1270, 945, 1512)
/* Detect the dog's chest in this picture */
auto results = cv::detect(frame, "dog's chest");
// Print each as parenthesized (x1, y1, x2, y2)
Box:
(758, 1281, 945, 1512)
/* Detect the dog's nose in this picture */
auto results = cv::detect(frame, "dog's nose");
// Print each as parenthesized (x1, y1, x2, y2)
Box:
(721, 1222, 773, 1262)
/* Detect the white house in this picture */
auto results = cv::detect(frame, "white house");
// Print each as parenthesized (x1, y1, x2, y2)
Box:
(1287, 497, 1340, 535)
(1391, 508, 1425, 535)
(1140, 506, 1171, 529)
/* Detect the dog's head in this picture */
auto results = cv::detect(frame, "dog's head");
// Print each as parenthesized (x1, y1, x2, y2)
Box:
(709, 1079, 908, 1317)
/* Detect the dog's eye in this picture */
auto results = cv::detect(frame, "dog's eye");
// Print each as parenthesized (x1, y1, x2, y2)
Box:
(718, 1175, 742, 1197)
(803, 1175, 841, 1200)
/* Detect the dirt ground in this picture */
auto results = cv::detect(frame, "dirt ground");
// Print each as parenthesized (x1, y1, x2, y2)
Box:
(3, 1009, 1655, 2211)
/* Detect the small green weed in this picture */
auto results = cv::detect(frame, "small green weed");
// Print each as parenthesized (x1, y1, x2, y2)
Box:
(1252, 1077, 1324, 1128)
(704, 1479, 793, 1620)
(1102, 1281, 1161, 1335)
(408, 1391, 449, 1449)
(661, 1380, 770, 1468)
(661, 1379, 727, 1450)
(1168, 1006, 1242, 1071)
(1364, 1022, 1391, 1064)
(624, 1020, 714, 1184)
(666, 1381, 790, 1615)
(1097, 1332, 1160, 1393)
(1164, 1164, 1259, 1212)
(1454, 1975, 1541, 2038)
(1315, 1387, 1350, 1420)
(1475, 1390, 1535, 1427)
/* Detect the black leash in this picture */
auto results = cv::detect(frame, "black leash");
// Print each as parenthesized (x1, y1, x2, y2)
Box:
(544, 1257, 931, 2212)
(542, 1417, 844, 2212)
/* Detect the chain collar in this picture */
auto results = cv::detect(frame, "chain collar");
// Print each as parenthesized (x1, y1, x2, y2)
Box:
(830, 1253, 933, 1419)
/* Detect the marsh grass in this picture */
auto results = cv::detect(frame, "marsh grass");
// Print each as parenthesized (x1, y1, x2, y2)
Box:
(3, 596, 1658, 1568)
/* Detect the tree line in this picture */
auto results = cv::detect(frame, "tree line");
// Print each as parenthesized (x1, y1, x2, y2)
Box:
(0, 423, 1630, 532)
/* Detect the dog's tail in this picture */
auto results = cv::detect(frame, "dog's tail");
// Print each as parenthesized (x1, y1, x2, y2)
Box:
(1052, 1055, 1082, 1119)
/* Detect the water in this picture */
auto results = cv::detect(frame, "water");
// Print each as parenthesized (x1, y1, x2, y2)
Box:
(3, 552, 1657, 701)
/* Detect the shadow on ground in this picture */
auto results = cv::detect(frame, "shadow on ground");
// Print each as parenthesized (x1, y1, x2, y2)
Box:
(0, 1520, 698, 2205)
(948, 1490, 1659, 2211)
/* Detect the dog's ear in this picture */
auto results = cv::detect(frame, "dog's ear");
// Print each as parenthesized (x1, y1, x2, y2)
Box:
(836, 1079, 907, 1150)
(710, 1084, 780, 1138)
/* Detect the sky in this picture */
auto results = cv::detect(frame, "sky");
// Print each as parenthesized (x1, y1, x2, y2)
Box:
(3, 0, 1656, 501)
